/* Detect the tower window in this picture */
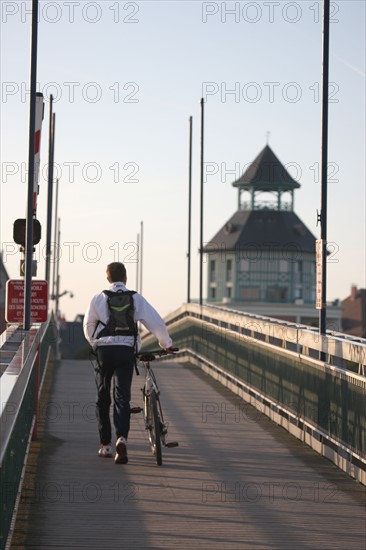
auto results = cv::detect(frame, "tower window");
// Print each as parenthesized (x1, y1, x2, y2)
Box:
(226, 259, 232, 282)
(268, 286, 288, 302)
(240, 287, 260, 300)
(280, 260, 288, 273)
(240, 259, 249, 272)
(209, 260, 216, 283)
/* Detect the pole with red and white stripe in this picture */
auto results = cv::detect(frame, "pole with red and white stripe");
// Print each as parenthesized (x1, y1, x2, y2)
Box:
(33, 91, 45, 216)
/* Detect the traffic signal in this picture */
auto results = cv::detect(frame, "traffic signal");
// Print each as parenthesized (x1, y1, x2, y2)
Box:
(13, 218, 41, 246)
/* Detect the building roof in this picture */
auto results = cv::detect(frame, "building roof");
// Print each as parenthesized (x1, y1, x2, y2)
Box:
(204, 209, 316, 254)
(232, 145, 301, 191)
(341, 286, 366, 338)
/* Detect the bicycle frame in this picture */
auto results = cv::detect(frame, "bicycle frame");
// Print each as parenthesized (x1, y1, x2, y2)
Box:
(136, 350, 179, 465)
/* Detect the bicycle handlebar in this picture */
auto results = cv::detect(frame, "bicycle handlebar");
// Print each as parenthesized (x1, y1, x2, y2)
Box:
(137, 347, 179, 362)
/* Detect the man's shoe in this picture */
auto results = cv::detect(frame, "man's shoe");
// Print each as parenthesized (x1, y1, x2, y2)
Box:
(98, 444, 113, 458)
(115, 437, 128, 464)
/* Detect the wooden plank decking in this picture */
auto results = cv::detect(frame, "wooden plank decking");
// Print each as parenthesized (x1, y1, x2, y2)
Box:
(11, 359, 366, 549)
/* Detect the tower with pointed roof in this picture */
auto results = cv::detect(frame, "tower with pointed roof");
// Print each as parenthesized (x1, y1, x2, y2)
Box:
(233, 144, 300, 212)
(204, 145, 320, 322)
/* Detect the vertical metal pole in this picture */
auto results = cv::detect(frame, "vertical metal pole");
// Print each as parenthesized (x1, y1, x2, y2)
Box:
(45, 97, 55, 286)
(140, 221, 143, 295)
(52, 179, 59, 302)
(187, 116, 193, 303)
(23, 0, 39, 330)
(136, 233, 140, 292)
(54, 218, 61, 360)
(319, 0, 330, 341)
(55, 218, 61, 316)
(199, 98, 204, 306)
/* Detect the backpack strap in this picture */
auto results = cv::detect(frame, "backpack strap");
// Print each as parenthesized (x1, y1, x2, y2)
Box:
(92, 289, 114, 337)
(116, 290, 139, 376)
(126, 291, 139, 374)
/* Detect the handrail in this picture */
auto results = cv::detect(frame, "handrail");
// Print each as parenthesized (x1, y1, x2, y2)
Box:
(142, 303, 366, 484)
(160, 303, 366, 375)
(0, 326, 43, 462)
(0, 319, 57, 550)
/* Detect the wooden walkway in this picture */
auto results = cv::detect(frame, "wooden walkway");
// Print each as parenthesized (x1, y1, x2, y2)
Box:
(12, 359, 366, 549)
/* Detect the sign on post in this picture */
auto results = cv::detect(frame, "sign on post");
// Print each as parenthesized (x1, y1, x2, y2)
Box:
(5, 279, 48, 323)
(315, 239, 324, 310)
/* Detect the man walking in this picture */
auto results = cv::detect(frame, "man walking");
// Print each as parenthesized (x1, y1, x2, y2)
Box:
(84, 262, 173, 464)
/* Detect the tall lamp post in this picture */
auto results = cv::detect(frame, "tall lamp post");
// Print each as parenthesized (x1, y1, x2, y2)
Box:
(187, 116, 193, 303)
(23, 0, 40, 330)
(45, 96, 56, 289)
(52, 178, 59, 306)
(199, 98, 204, 306)
(318, 0, 330, 344)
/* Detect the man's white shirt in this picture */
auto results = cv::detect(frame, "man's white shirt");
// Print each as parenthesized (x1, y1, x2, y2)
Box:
(83, 282, 172, 350)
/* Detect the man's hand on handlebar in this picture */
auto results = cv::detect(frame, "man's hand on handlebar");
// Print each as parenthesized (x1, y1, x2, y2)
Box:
(164, 347, 179, 354)
(137, 347, 179, 360)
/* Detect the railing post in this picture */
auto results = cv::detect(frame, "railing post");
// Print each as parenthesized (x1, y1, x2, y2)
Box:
(32, 343, 40, 439)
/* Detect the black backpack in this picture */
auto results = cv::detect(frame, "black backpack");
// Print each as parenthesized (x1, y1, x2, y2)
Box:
(96, 290, 137, 339)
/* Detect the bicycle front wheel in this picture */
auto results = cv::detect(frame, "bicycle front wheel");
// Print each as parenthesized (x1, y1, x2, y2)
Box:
(147, 391, 162, 466)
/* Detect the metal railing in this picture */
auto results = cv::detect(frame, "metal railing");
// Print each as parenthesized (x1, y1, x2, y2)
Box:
(142, 303, 366, 484)
(0, 319, 57, 550)
(161, 303, 366, 375)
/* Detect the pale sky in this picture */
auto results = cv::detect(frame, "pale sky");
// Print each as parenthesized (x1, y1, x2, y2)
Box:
(1, 0, 365, 320)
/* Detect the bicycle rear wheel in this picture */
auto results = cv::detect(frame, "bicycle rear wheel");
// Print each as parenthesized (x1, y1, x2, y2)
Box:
(146, 390, 162, 466)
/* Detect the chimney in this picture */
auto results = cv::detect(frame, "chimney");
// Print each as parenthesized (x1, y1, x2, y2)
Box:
(351, 285, 358, 300)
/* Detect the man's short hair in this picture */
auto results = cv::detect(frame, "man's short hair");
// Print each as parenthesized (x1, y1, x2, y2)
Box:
(107, 262, 127, 282)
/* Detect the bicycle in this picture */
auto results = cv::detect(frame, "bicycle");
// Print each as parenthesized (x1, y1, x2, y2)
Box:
(132, 348, 179, 466)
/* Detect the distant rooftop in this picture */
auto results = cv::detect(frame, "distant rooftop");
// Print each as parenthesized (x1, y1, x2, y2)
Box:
(232, 144, 301, 192)
(204, 209, 316, 254)
(231, 144, 301, 211)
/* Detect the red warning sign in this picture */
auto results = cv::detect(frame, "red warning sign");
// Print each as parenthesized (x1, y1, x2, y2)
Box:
(6, 279, 48, 323)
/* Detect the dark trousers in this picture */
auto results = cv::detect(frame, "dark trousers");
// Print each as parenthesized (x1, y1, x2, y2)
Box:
(94, 345, 135, 445)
